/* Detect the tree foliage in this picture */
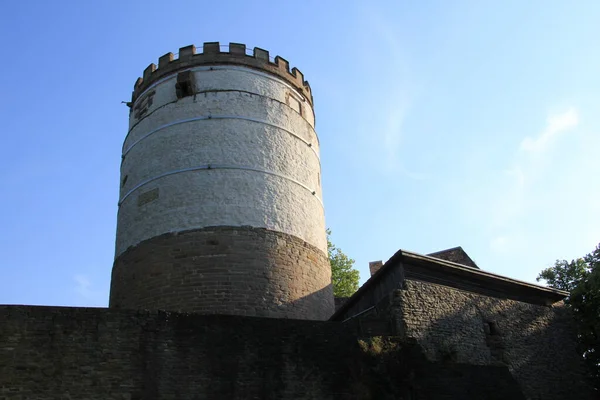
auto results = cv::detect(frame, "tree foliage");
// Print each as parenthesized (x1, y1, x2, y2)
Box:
(327, 229, 360, 298)
(537, 243, 600, 389)
(537, 258, 589, 293)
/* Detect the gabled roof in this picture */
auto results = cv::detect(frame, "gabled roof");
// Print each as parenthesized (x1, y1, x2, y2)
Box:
(427, 246, 479, 269)
(330, 248, 568, 321)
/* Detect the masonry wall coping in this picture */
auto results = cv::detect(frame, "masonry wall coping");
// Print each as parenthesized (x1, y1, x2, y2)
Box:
(331, 249, 568, 320)
(130, 42, 313, 106)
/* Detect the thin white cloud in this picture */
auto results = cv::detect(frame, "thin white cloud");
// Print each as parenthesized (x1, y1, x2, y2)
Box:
(519, 108, 579, 153)
(358, 7, 427, 180)
(487, 107, 581, 253)
(382, 100, 407, 168)
(443, 99, 599, 283)
(380, 100, 430, 180)
(74, 274, 106, 306)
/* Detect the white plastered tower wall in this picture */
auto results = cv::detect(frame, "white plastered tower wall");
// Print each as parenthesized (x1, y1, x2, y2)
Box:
(117, 65, 324, 255)
(110, 43, 334, 320)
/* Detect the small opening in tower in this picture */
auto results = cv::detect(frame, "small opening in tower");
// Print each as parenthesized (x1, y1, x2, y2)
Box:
(486, 321, 500, 336)
(122, 175, 128, 187)
(175, 71, 197, 99)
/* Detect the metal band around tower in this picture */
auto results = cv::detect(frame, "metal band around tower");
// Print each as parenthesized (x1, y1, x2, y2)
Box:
(122, 115, 319, 159)
(118, 164, 323, 207)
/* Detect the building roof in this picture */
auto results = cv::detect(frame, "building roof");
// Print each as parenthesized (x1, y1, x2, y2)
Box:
(330, 248, 568, 321)
(427, 246, 479, 269)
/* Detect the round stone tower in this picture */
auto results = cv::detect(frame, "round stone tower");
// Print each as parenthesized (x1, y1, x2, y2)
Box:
(109, 42, 333, 320)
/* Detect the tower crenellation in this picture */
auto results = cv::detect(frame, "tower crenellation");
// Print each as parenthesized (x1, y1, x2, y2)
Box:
(131, 42, 313, 106)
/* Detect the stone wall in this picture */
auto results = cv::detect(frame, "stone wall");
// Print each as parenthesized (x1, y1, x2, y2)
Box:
(0, 305, 528, 400)
(113, 46, 330, 321)
(110, 226, 334, 320)
(1, 306, 350, 399)
(393, 279, 593, 400)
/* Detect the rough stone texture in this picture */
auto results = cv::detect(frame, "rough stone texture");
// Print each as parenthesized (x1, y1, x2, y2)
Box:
(331, 251, 593, 399)
(0, 305, 528, 400)
(110, 226, 334, 320)
(113, 52, 330, 322)
(393, 279, 594, 400)
(118, 67, 324, 256)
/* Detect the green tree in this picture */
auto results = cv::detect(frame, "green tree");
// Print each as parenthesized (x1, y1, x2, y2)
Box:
(327, 229, 360, 297)
(537, 243, 600, 390)
(537, 258, 589, 293)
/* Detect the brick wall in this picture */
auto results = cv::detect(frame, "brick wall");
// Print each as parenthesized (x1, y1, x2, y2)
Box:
(1, 307, 350, 399)
(393, 279, 593, 400)
(0, 305, 527, 400)
(110, 226, 334, 320)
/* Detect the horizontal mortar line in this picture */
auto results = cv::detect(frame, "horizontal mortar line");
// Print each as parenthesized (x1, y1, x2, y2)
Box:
(118, 164, 323, 207)
(121, 115, 320, 160)
(124, 88, 316, 145)
(134, 65, 307, 107)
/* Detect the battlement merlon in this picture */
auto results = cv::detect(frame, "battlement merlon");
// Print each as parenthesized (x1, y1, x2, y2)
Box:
(131, 42, 314, 106)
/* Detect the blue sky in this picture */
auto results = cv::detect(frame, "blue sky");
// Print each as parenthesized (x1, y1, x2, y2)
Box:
(1, 1, 599, 307)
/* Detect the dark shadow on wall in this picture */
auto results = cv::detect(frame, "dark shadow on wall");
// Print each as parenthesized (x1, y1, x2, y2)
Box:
(1, 305, 529, 400)
(351, 336, 526, 400)
(385, 285, 595, 400)
(0, 306, 352, 399)
(262, 282, 335, 321)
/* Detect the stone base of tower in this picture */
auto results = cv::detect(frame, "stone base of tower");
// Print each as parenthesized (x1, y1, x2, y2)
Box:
(109, 227, 334, 320)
